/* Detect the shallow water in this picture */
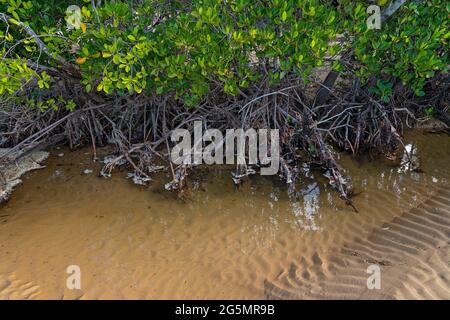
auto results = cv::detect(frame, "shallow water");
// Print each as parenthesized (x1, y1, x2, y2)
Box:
(0, 131, 449, 299)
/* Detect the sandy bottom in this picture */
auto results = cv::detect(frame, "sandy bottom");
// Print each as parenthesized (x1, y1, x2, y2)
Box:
(0, 132, 449, 299)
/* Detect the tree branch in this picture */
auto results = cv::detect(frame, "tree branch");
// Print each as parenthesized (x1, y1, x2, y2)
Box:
(0, 12, 68, 66)
(314, 0, 409, 106)
(381, 0, 407, 23)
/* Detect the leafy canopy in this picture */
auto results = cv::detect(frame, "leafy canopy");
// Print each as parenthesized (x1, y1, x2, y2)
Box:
(0, 0, 448, 106)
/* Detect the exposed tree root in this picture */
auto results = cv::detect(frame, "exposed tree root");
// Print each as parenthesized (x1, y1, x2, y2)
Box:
(0, 73, 448, 210)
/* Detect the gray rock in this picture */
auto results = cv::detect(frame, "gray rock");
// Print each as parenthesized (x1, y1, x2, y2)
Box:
(415, 118, 448, 132)
(0, 149, 49, 204)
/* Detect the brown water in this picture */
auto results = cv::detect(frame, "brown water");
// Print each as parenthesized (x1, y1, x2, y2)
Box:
(0, 131, 449, 299)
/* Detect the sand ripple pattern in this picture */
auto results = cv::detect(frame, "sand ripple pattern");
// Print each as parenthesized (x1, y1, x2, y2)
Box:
(0, 273, 41, 300)
(264, 188, 450, 300)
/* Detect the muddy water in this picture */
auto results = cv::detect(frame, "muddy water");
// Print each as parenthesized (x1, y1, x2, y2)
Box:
(0, 132, 449, 299)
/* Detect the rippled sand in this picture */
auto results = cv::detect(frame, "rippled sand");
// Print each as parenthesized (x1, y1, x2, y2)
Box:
(0, 132, 449, 299)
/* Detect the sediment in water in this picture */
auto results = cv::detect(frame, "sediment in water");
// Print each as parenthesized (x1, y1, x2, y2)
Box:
(0, 132, 448, 299)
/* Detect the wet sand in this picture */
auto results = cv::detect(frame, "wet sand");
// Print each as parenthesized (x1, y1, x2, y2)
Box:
(0, 131, 449, 299)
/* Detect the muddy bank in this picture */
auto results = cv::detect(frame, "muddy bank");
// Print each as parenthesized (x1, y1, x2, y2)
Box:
(0, 149, 49, 204)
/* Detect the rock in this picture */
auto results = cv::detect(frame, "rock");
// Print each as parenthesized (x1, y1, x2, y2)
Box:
(415, 118, 449, 133)
(0, 149, 49, 204)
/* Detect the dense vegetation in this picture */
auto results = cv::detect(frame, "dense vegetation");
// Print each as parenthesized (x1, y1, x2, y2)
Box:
(1, 0, 448, 101)
(0, 0, 449, 206)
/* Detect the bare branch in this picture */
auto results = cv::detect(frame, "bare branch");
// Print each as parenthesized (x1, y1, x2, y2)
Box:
(0, 12, 68, 66)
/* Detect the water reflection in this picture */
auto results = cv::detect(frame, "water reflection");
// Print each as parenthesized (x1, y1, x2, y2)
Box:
(398, 143, 420, 173)
(289, 183, 321, 231)
(0, 132, 449, 299)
